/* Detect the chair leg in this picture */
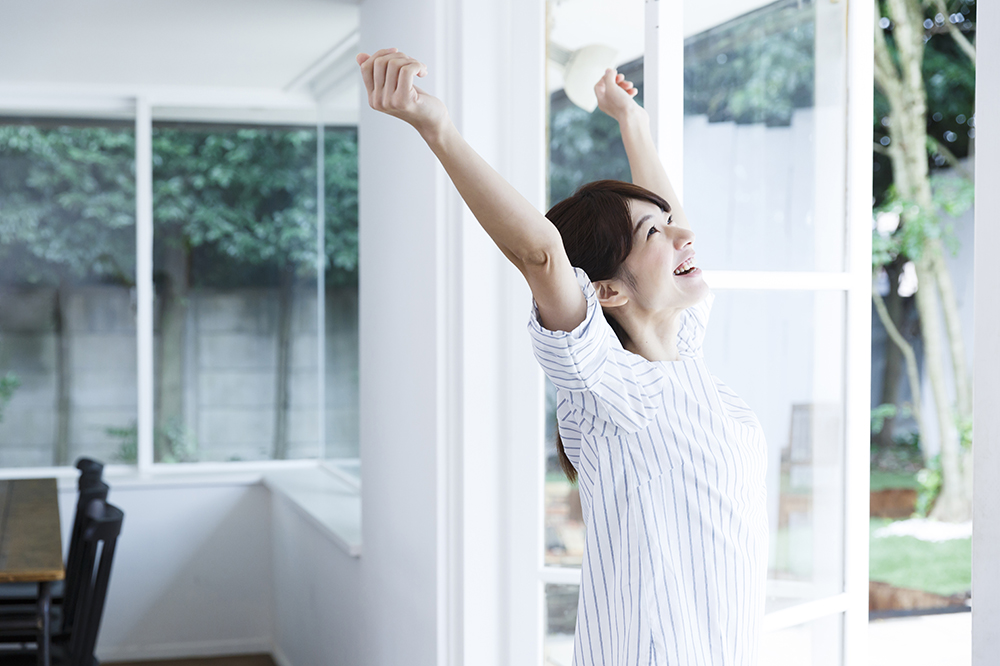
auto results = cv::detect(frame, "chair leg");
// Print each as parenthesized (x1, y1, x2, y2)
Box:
(36, 582, 50, 666)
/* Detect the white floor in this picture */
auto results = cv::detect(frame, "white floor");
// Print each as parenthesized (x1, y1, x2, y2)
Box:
(545, 613, 971, 666)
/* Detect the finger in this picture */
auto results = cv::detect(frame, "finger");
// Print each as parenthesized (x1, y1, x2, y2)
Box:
(395, 60, 427, 100)
(359, 48, 399, 96)
(373, 52, 408, 104)
(382, 55, 408, 106)
(616, 73, 625, 82)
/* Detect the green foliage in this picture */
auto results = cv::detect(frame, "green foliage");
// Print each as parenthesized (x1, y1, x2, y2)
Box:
(549, 100, 632, 207)
(0, 123, 136, 285)
(684, 0, 815, 126)
(870, 173, 974, 270)
(0, 121, 359, 289)
(0, 371, 20, 423)
(915, 454, 943, 517)
(873, 0, 976, 204)
(871, 403, 910, 435)
(107, 422, 138, 464)
(156, 416, 199, 463)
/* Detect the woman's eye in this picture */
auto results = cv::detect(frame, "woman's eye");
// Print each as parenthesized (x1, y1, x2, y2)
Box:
(646, 226, 658, 238)
(666, 215, 674, 225)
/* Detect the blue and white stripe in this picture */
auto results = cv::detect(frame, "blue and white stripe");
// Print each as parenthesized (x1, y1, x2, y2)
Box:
(529, 268, 768, 666)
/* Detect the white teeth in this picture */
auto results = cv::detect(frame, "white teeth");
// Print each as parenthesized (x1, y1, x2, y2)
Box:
(673, 257, 696, 275)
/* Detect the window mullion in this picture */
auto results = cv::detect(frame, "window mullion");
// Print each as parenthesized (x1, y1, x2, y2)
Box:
(135, 97, 155, 473)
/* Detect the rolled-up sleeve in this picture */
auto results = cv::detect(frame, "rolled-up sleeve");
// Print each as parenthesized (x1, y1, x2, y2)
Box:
(527, 268, 666, 433)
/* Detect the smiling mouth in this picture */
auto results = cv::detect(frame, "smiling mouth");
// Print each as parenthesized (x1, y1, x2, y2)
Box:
(673, 256, 697, 276)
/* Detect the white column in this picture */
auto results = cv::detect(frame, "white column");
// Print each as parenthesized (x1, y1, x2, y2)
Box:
(973, 2, 999, 662)
(358, 1, 547, 664)
(644, 0, 685, 201)
(135, 97, 154, 473)
(842, 0, 874, 663)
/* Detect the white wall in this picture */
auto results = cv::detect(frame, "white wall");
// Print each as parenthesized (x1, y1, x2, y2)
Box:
(270, 492, 362, 666)
(357, 1, 547, 665)
(972, 1, 999, 662)
(59, 479, 276, 662)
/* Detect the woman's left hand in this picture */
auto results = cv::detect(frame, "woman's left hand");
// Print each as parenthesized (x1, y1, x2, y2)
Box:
(595, 69, 643, 122)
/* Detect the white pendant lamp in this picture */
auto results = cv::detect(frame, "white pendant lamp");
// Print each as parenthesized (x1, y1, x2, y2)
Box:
(549, 42, 619, 112)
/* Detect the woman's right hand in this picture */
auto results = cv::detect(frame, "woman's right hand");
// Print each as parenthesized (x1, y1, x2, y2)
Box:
(356, 49, 450, 140)
(595, 68, 645, 124)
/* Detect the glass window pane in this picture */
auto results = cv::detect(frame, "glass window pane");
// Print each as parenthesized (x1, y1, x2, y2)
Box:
(547, 0, 644, 207)
(322, 127, 359, 461)
(152, 122, 320, 462)
(0, 118, 137, 467)
(545, 583, 578, 666)
(759, 614, 844, 666)
(704, 290, 846, 605)
(683, 0, 847, 272)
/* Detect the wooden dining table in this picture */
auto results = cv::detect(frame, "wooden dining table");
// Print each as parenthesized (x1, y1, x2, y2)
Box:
(0, 478, 65, 666)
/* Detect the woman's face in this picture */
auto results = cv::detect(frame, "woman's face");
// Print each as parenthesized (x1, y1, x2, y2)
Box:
(619, 198, 709, 314)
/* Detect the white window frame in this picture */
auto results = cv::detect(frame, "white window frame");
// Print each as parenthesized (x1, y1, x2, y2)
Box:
(0, 88, 361, 480)
(522, 1, 874, 663)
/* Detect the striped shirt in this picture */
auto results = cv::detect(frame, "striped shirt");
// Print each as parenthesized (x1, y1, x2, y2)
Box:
(528, 268, 768, 666)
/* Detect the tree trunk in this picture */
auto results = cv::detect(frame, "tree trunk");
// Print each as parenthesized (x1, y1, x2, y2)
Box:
(273, 269, 294, 460)
(913, 259, 969, 521)
(155, 242, 190, 462)
(873, 282, 927, 454)
(876, 0, 972, 521)
(875, 261, 906, 448)
(53, 282, 71, 467)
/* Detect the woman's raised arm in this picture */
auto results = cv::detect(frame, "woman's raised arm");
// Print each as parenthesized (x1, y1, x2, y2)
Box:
(594, 69, 692, 230)
(357, 48, 586, 332)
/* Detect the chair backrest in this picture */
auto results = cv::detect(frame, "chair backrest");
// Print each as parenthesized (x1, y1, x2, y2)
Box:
(60, 481, 110, 640)
(74, 458, 104, 492)
(66, 499, 124, 666)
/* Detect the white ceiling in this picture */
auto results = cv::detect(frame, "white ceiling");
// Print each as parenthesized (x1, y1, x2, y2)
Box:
(0, 0, 359, 89)
(548, 0, 777, 91)
(0, 0, 777, 120)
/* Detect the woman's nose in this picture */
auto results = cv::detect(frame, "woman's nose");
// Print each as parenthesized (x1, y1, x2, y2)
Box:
(672, 226, 695, 248)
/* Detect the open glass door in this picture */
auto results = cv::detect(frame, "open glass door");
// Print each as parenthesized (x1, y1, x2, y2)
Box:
(539, 0, 871, 663)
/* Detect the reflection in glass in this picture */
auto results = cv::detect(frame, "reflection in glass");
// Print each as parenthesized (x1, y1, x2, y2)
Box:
(545, 583, 579, 666)
(759, 614, 844, 666)
(682, 0, 846, 272)
(0, 119, 137, 467)
(151, 124, 358, 463)
(705, 290, 846, 606)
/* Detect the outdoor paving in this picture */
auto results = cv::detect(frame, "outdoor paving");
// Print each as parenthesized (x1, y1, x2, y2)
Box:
(545, 613, 971, 665)
(868, 612, 970, 666)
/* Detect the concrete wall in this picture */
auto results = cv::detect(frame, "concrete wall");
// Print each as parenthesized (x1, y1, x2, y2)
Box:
(0, 285, 358, 466)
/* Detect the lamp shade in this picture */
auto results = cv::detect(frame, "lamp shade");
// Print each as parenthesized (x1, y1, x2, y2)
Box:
(562, 44, 619, 113)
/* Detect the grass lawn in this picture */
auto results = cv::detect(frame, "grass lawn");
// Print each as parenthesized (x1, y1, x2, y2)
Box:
(870, 470, 920, 491)
(869, 517, 971, 596)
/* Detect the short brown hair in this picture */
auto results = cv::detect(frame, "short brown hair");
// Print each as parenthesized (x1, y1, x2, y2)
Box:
(544, 180, 671, 482)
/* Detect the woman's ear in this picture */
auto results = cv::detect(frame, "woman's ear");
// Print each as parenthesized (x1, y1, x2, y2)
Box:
(593, 280, 628, 308)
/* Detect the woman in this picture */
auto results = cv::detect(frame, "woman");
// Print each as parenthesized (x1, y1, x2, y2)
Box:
(357, 48, 768, 665)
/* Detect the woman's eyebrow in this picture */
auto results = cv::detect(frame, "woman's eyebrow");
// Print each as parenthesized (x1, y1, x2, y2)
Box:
(633, 213, 655, 235)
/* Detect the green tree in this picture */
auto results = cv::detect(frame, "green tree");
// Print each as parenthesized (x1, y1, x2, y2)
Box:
(873, 0, 975, 521)
(0, 121, 358, 463)
(0, 122, 135, 465)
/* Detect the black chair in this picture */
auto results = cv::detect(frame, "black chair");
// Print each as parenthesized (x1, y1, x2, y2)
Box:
(0, 464, 108, 615)
(0, 498, 124, 666)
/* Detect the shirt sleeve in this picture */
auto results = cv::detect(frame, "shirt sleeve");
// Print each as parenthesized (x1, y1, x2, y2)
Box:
(527, 267, 666, 433)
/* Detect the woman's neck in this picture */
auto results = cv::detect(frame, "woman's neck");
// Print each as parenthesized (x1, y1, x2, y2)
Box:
(619, 308, 684, 362)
